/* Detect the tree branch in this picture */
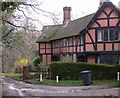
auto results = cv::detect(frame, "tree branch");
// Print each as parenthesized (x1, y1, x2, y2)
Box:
(22, 1, 43, 7)
(16, 6, 36, 21)
(31, 6, 59, 24)
(2, 28, 14, 39)
(1, 19, 40, 32)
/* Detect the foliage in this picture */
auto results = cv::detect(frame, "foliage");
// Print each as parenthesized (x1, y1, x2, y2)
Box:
(50, 62, 120, 80)
(14, 58, 28, 68)
(33, 56, 42, 67)
(2, 2, 22, 47)
(2, 2, 22, 12)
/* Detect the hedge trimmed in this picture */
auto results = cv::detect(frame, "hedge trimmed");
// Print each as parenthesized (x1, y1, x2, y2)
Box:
(50, 62, 120, 80)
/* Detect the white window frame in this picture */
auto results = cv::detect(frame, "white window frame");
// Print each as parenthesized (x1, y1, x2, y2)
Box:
(97, 30, 102, 41)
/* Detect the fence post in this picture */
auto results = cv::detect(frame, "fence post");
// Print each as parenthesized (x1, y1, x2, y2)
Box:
(40, 74, 42, 82)
(117, 72, 120, 81)
(56, 76, 59, 83)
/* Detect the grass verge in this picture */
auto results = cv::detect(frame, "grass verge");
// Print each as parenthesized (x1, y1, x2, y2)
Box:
(4, 73, 23, 80)
(26, 79, 119, 86)
(3, 73, 119, 86)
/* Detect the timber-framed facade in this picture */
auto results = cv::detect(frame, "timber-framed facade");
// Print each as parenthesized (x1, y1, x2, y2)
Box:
(37, 0, 120, 65)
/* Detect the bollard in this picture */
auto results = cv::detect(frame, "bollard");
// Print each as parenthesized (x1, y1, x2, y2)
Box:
(40, 74, 42, 82)
(56, 76, 59, 83)
(117, 72, 120, 81)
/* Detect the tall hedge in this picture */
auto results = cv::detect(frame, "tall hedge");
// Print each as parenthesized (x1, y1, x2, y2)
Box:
(50, 62, 120, 80)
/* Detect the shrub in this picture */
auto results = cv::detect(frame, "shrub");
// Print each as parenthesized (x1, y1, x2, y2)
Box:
(33, 56, 42, 67)
(50, 62, 120, 80)
(33, 56, 42, 78)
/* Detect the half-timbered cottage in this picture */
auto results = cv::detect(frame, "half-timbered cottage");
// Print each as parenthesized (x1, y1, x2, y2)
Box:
(37, 0, 120, 65)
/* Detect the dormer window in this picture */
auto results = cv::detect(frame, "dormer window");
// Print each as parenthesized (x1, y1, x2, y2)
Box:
(97, 28, 119, 42)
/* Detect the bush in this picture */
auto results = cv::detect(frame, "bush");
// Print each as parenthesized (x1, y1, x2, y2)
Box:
(50, 62, 120, 80)
(33, 56, 42, 67)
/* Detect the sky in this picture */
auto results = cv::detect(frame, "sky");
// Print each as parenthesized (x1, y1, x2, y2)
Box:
(38, 0, 119, 22)
(25, 0, 120, 30)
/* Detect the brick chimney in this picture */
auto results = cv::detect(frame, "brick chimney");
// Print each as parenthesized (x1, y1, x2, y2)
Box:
(63, 7, 71, 25)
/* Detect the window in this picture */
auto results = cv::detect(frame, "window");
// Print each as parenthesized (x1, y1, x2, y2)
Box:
(97, 30, 102, 41)
(97, 55, 120, 65)
(110, 29, 119, 41)
(68, 37, 73, 46)
(63, 39, 67, 47)
(97, 28, 119, 42)
(80, 35, 84, 45)
(53, 41, 58, 48)
(62, 54, 73, 62)
(103, 29, 109, 41)
(68, 54, 73, 62)
(62, 54, 67, 62)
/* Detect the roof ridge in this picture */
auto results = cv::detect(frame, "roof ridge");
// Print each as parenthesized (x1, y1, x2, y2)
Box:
(70, 13, 96, 23)
(43, 24, 63, 27)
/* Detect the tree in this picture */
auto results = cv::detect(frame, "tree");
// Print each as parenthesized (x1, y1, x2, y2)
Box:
(1, 0, 60, 73)
(1, 2, 23, 46)
(1, 1, 60, 46)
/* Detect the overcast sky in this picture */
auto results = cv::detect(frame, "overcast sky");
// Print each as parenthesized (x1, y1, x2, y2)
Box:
(27, 0, 120, 30)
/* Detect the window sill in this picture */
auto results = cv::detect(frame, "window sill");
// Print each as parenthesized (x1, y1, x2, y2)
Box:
(97, 40, 120, 43)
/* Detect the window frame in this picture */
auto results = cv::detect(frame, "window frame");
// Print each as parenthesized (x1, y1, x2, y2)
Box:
(80, 35, 85, 45)
(68, 54, 73, 62)
(62, 54, 67, 62)
(62, 39, 67, 47)
(53, 40, 58, 48)
(97, 55, 120, 65)
(68, 37, 73, 46)
(97, 28, 119, 42)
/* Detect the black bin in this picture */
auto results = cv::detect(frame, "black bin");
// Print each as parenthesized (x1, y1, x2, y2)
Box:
(81, 70, 92, 86)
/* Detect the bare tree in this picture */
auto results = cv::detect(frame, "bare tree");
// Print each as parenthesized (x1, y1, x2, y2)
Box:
(1, 1, 60, 41)
(1, 0, 61, 72)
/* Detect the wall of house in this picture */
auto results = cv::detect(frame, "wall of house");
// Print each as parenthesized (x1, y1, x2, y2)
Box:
(85, 5, 120, 64)
(87, 55, 96, 63)
(39, 3, 120, 65)
(39, 42, 51, 65)
(87, 6, 119, 51)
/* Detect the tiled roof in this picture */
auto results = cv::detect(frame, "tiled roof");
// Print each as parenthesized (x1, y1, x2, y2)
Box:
(37, 13, 95, 42)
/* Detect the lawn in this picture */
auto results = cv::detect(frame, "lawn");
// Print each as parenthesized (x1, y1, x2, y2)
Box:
(4, 73, 119, 86)
(26, 79, 119, 86)
(4, 73, 23, 80)
(27, 79, 83, 86)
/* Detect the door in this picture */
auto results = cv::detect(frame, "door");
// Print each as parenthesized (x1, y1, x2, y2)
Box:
(77, 54, 87, 62)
